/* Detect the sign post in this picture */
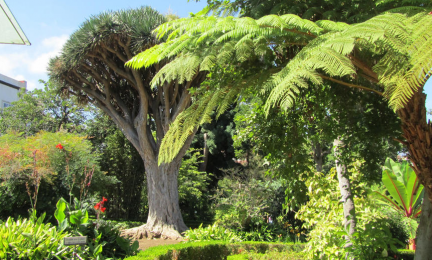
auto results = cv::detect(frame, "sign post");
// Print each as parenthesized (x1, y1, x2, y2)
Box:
(64, 236, 87, 260)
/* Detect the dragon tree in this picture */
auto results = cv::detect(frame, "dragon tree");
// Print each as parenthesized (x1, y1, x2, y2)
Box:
(127, 9, 432, 258)
(48, 7, 206, 238)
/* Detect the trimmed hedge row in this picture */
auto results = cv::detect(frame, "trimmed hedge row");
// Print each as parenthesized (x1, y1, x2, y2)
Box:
(124, 241, 305, 260)
(227, 250, 306, 260)
(393, 249, 415, 260)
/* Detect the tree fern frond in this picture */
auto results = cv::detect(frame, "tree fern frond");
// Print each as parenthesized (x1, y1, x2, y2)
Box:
(315, 20, 350, 32)
(158, 84, 238, 164)
(150, 54, 202, 86)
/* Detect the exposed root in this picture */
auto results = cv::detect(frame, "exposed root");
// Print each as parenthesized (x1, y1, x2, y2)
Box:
(121, 224, 184, 240)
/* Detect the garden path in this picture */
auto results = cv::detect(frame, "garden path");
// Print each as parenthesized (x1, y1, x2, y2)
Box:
(137, 237, 183, 251)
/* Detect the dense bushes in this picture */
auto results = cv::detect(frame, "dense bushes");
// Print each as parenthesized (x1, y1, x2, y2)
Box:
(124, 241, 305, 260)
(0, 213, 72, 259)
(0, 131, 117, 219)
(211, 162, 305, 243)
(296, 168, 403, 259)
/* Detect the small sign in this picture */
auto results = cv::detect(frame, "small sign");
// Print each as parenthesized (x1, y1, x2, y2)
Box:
(64, 236, 87, 246)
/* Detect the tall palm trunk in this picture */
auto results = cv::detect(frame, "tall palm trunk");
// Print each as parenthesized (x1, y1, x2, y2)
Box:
(334, 138, 356, 246)
(398, 89, 432, 259)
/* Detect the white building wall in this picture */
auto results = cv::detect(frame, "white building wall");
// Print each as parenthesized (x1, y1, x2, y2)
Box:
(0, 74, 26, 108)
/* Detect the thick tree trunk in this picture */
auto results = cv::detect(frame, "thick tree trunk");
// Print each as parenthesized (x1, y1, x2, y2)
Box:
(333, 138, 356, 247)
(397, 89, 432, 259)
(144, 159, 187, 238)
(416, 198, 432, 259)
(121, 158, 188, 240)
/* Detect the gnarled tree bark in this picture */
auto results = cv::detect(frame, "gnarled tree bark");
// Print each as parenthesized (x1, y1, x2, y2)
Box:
(397, 89, 432, 259)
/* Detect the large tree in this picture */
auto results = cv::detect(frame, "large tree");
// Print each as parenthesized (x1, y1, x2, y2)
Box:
(48, 7, 206, 238)
(127, 7, 432, 257)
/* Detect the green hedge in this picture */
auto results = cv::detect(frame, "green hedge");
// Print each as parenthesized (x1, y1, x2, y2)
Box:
(393, 249, 415, 260)
(227, 250, 306, 260)
(124, 241, 305, 260)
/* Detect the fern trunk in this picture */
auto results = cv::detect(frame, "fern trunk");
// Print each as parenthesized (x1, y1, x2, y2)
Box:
(398, 89, 432, 259)
(333, 138, 356, 246)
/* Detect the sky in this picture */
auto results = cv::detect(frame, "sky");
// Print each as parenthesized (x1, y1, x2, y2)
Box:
(1, 0, 431, 119)
(0, 0, 207, 90)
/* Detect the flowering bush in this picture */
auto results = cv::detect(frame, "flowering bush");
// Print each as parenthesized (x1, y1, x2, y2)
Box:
(54, 197, 138, 259)
(94, 197, 108, 219)
(0, 131, 118, 218)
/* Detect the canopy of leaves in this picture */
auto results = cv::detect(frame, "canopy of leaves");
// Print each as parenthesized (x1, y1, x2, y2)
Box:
(127, 10, 432, 164)
(0, 81, 89, 135)
(195, 0, 429, 21)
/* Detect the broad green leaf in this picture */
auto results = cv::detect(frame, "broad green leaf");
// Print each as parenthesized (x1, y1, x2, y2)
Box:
(81, 210, 89, 224)
(382, 168, 408, 213)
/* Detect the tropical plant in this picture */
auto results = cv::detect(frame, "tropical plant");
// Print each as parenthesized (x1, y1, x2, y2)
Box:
(0, 131, 117, 219)
(48, 6, 208, 238)
(373, 158, 424, 248)
(54, 197, 139, 259)
(126, 6, 432, 257)
(183, 224, 242, 242)
(296, 166, 402, 259)
(0, 212, 72, 259)
(374, 158, 424, 219)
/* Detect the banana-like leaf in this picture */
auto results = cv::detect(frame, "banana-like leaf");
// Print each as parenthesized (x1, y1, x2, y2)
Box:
(378, 158, 424, 218)
(382, 168, 408, 212)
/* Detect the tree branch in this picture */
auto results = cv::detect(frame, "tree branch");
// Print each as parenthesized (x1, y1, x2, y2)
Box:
(319, 75, 383, 96)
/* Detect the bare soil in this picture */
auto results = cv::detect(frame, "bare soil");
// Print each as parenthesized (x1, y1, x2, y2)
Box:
(136, 237, 184, 251)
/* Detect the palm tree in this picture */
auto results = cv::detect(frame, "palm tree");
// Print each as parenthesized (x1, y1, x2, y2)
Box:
(126, 9, 432, 258)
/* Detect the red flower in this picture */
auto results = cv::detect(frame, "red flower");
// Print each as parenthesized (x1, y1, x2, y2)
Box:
(102, 197, 108, 203)
(56, 144, 63, 149)
(94, 202, 101, 210)
(101, 207, 106, 213)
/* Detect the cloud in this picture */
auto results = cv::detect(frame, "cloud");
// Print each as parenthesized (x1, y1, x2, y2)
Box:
(0, 53, 29, 76)
(28, 35, 68, 74)
(42, 35, 68, 50)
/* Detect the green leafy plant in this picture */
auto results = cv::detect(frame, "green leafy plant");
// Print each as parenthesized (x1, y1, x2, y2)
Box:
(297, 166, 403, 259)
(373, 158, 423, 245)
(373, 158, 424, 219)
(0, 131, 117, 219)
(183, 224, 242, 242)
(54, 197, 138, 259)
(0, 212, 72, 259)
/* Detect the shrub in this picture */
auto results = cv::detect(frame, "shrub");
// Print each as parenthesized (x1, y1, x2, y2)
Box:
(297, 168, 402, 259)
(0, 212, 72, 259)
(183, 224, 242, 242)
(211, 164, 302, 243)
(393, 249, 414, 260)
(124, 241, 305, 260)
(227, 249, 306, 260)
(0, 131, 118, 219)
(54, 197, 139, 259)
